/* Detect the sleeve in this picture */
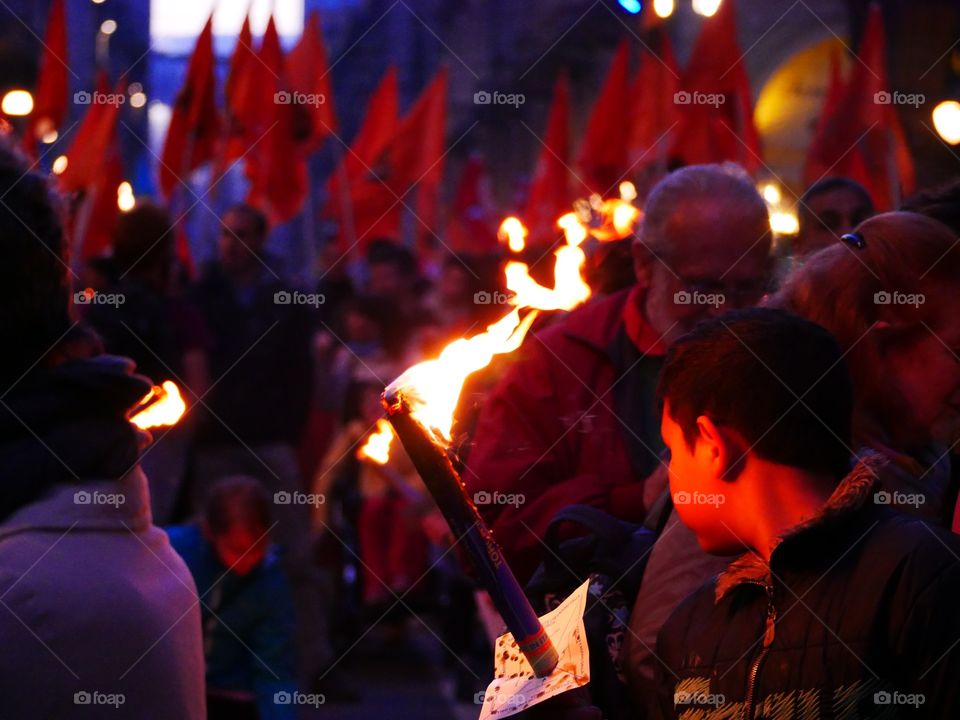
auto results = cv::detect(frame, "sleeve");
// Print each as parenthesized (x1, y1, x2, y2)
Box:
(890, 539, 960, 716)
(465, 342, 609, 584)
(252, 569, 300, 720)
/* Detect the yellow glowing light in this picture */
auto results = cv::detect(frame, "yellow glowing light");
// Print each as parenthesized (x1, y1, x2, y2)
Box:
(41, 129, 59, 144)
(100, 19, 118, 35)
(131, 381, 186, 429)
(653, 0, 675, 18)
(130, 91, 147, 109)
(770, 210, 799, 235)
(117, 181, 135, 212)
(2, 89, 34, 116)
(52, 155, 68, 175)
(498, 216, 528, 253)
(932, 100, 960, 145)
(692, 0, 722, 17)
(760, 182, 782, 205)
(357, 419, 395, 465)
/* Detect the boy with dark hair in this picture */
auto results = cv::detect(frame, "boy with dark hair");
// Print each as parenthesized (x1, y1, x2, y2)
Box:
(654, 308, 960, 718)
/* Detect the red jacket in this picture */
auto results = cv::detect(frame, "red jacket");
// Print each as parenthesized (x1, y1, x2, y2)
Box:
(465, 287, 667, 583)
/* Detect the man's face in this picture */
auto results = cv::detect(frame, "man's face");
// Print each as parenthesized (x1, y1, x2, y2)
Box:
(219, 209, 266, 275)
(661, 403, 744, 555)
(208, 524, 268, 577)
(636, 201, 771, 346)
(795, 187, 873, 257)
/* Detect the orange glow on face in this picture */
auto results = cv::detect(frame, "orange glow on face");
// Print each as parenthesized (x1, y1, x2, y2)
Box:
(130, 381, 187, 429)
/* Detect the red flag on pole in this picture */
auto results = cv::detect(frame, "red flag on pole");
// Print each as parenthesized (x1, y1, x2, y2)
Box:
(524, 72, 573, 245)
(803, 4, 914, 209)
(58, 73, 124, 193)
(629, 32, 680, 174)
(671, 1, 762, 171)
(222, 11, 257, 167)
(244, 16, 309, 223)
(447, 152, 497, 254)
(576, 39, 632, 194)
(159, 14, 220, 198)
(24, 0, 69, 151)
(287, 10, 338, 149)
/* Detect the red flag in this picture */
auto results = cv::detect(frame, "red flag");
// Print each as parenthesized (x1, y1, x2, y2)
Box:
(388, 66, 448, 238)
(671, 1, 762, 171)
(244, 16, 309, 223)
(629, 32, 680, 174)
(24, 0, 69, 150)
(803, 4, 914, 209)
(324, 67, 400, 252)
(287, 10, 338, 149)
(524, 72, 573, 245)
(58, 74, 124, 193)
(576, 40, 632, 193)
(447, 152, 497, 253)
(174, 221, 195, 280)
(159, 15, 220, 197)
(222, 11, 257, 167)
(78, 139, 124, 260)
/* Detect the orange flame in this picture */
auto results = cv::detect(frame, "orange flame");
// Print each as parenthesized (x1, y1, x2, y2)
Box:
(368, 186, 641, 457)
(357, 418, 395, 464)
(130, 381, 187, 430)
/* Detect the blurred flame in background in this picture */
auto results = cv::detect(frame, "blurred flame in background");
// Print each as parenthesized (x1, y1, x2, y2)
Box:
(359, 183, 642, 462)
(130, 381, 187, 429)
(357, 418, 395, 465)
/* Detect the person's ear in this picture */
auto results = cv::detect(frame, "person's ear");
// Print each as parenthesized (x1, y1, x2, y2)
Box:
(631, 236, 654, 289)
(695, 415, 748, 481)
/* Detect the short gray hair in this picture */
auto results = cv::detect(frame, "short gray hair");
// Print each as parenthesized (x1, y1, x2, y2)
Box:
(638, 163, 767, 256)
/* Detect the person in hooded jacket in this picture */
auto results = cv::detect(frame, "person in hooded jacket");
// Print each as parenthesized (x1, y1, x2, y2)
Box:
(0, 142, 205, 717)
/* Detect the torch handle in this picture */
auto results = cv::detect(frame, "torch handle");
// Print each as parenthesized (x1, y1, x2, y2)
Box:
(384, 404, 559, 677)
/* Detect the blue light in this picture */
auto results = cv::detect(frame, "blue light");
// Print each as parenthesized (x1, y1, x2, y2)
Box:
(618, 0, 642, 13)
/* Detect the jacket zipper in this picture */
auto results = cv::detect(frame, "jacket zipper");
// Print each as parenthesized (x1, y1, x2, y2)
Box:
(741, 582, 777, 720)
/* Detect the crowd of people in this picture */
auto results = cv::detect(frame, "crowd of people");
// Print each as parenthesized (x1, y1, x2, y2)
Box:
(1, 125, 959, 719)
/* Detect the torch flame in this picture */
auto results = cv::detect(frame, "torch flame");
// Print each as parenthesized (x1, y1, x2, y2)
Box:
(130, 381, 186, 430)
(369, 187, 642, 456)
(358, 418, 395, 465)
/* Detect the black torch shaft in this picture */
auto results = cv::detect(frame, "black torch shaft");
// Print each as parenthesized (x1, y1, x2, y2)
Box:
(383, 391, 559, 678)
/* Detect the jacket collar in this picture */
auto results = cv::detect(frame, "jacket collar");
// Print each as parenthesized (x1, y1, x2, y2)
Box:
(714, 452, 886, 602)
(560, 286, 667, 357)
(0, 468, 154, 542)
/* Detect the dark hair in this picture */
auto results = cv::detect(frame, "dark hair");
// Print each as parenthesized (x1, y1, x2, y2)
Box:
(204, 476, 271, 535)
(111, 201, 174, 280)
(798, 177, 874, 230)
(225, 202, 268, 239)
(0, 140, 71, 392)
(900, 178, 960, 236)
(656, 308, 853, 477)
(365, 237, 416, 274)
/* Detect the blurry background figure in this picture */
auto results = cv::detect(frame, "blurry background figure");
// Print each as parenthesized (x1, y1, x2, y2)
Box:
(167, 477, 298, 720)
(188, 203, 335, 695)
(794, 177, 875, 258)
(901, 177, 960, 236)
(83, 201, 210, 524)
